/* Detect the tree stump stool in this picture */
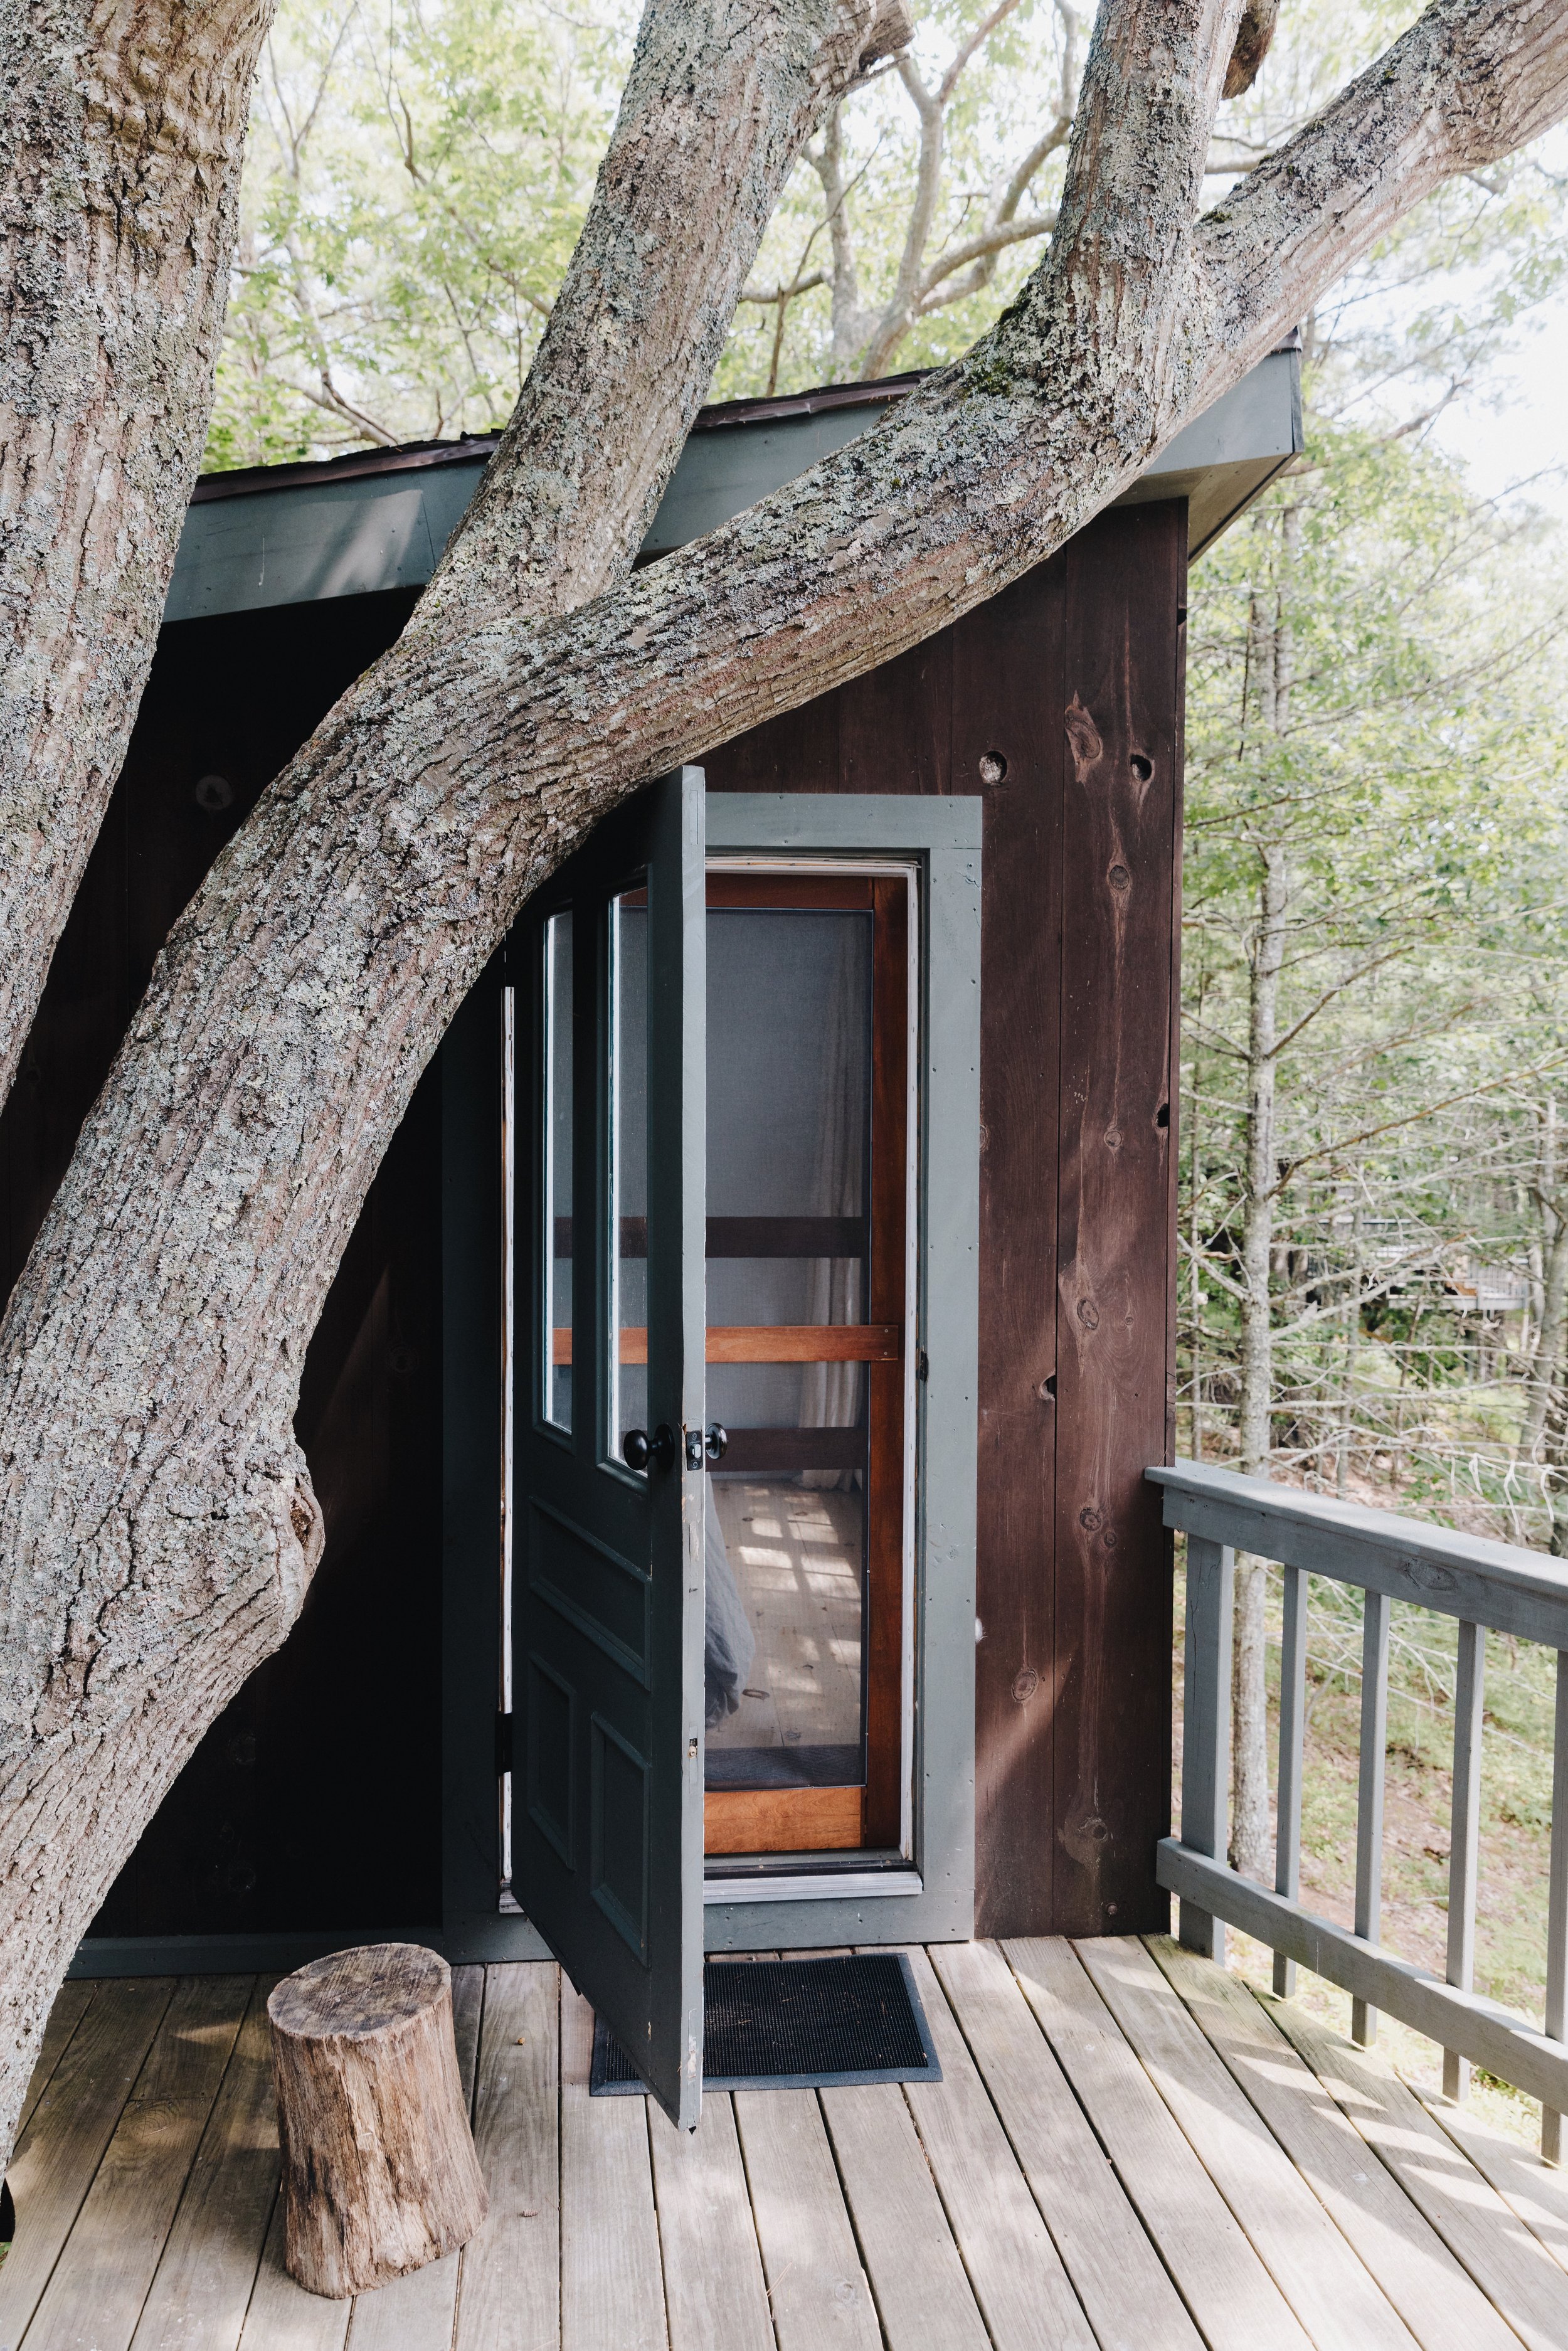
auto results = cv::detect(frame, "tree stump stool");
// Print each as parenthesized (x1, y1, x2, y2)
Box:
(268, 1943, 487, 2298)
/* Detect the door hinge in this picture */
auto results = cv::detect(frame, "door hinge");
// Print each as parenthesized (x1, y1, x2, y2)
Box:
(495, 1709, 514, 1777)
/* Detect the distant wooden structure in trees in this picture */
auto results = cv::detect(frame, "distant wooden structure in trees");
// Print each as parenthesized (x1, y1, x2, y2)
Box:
(0, 351, 1301, 1995)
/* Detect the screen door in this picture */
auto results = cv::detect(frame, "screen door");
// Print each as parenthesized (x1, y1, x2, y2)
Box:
(514, 769, 706, 2129)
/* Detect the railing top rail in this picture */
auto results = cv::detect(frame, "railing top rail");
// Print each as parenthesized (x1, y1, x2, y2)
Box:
(1150, 1460, 1568, 1650)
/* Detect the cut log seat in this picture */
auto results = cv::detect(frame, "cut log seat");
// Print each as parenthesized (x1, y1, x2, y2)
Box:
(268, 1942, 488, 2298)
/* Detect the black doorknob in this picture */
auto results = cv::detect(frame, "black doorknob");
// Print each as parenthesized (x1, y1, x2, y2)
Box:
(623, 1425, 677, 1472)
(705, 1423, 729, 1463)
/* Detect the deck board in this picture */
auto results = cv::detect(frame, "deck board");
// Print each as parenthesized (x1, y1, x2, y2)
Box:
(1005, 1934, 1317, 2351)
(238, 2199, 352, 2351)
(6, 1937, 1560, 2351)
(820, 2073, 992, 2351)
(130, 1978, 282, 2351)
(0, 1978, 177, 2344)
(1147, 1936, 1525, 2351)
(561, 1978, 667, 2351)
(452, 1961, 560, 2351)
(14, 1985, 95, 2145)
(733, 2087, 880, 2350)
(1421, 2081, 1568, 2283)
(895, 1945, 1097, 2351)
(649, 2091, 775, 2351)
(932, 1936, 1205, 2351)
(1075, 1935, 1421, 2351)
(21, 1975, 250, 2351)
(1267, 1995, 1568, 2351)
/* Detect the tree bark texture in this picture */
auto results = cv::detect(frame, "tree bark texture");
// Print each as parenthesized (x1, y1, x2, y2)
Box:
(3, 0, 1568, 2170)
(0, 0, 918, 2166)
(0, 0, 278, 1112)
(269, 1943, 487, 2298)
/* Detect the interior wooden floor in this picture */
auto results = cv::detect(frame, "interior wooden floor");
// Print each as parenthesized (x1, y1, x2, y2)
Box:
(4, 1934, 1568, 2351)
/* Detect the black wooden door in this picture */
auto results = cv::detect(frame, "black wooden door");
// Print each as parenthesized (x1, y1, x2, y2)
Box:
(515, 770, 706, 2128)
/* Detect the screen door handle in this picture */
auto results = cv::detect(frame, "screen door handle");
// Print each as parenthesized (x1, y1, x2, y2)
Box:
(622, 1425, 677, 1473)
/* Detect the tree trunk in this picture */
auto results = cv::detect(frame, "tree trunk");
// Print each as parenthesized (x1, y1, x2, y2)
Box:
(0, 0, 278, 1108)
(3, 0, 1565, 2170)
(1542, 1359, 1568, 1558)
(1335, 1211, 1360, 1500)
(1522, 1103, 1565, 1458)
(270, 1945, 486, 2298)
(1232, 836, 1290, 1879)
(0, 0, 909, 2168)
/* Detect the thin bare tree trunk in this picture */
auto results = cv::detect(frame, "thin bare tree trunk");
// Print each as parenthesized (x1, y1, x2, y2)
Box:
(1189, 958, 1207, 1462)
(1335, 1210, 1361, 1500)
(1232, 836, 1290, 1877)
(1543, 1369, 1568, 1558)
(2, 0, 1566, 2164)
(0, 0, 279, 1111)
(1522, 1103, 1566, 1457)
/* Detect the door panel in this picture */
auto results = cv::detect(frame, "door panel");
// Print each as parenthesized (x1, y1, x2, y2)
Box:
(701, 869, 909, 1857)
(515, 769, 706, 2129)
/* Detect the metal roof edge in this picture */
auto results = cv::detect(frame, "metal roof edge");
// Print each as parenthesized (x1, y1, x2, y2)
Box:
(188, 344, 1303, 507)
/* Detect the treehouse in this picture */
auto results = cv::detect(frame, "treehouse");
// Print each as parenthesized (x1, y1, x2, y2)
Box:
(13, 358, 1568, 2351)
(0, 358, 1305, 1992)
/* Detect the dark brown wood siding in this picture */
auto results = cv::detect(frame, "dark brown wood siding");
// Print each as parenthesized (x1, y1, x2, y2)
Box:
(0, 590, 447, 1940)
(1, 500, 1183, 1944)
(706, 499, 1185, 1936)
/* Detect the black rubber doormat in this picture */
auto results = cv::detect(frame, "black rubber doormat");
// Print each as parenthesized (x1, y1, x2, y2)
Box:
(590, 1952, 941, 2094)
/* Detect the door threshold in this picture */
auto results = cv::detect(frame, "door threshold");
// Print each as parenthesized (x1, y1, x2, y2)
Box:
(702, 1859, 922, 1904)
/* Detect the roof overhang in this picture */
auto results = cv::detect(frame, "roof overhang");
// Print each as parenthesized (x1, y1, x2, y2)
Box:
(164, 351, 1302, 628)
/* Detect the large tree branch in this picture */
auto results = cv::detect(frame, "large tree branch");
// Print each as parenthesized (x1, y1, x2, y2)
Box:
(0, 0, 280, 1115)
(0, 0, 911, 2163)
(416, 0, 911, 634)
(1196, 0, 1568, 399)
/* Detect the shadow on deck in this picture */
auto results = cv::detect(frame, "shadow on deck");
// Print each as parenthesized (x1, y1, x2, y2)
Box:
(3, 1935, 1565, 2350)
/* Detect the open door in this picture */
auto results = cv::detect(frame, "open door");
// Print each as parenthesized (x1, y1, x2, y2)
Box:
(514, 769, 706, 2128)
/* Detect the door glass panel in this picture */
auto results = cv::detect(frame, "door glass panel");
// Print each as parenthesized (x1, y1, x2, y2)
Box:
(608, 888, 649, 1460)
(543, 910, 573, 1431)
(706, 1371, 867, 1790)
(704, 905, 876, 1795)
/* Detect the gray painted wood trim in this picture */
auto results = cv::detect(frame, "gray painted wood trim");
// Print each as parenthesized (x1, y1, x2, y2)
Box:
(1177, 1536, 1232, 1965)
(1351, 1589, 1390, 2046)
(702, 793, 982, 1951)
(1545, 1654, 1568, 2158)
(1152, 1460, 1568, 1649)
(164, 356, 1301, 624)
(1157, 1839, 1568, 2115)
(1443, 1620, 1485, 2099)
(1273, 1561, 1307, 1998)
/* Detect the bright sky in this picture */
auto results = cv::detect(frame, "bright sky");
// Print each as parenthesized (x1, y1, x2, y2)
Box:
(1430, 292, 1568, 527)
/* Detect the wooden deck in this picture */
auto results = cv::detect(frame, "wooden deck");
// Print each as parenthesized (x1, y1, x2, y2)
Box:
(5, 1936, 1568, 2351)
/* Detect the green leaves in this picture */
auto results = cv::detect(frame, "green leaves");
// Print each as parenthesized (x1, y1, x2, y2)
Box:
(207, 0, 632, 467)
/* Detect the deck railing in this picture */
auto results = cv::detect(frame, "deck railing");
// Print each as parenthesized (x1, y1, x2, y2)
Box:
(1151, 1458, 1568, 2158)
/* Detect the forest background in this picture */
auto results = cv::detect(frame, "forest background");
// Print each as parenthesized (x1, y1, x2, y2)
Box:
(211, 0, 1568, 2132)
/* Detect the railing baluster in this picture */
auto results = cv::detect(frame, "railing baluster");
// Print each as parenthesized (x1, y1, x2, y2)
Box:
(1179, 1534, 1234, 1964)
(1545, 1651, 1568, 2164)
(1352, 1588, 1391, 2047)
(1443, 1621, 1485, 2101)
(1274, 1562, 1308, 1998)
